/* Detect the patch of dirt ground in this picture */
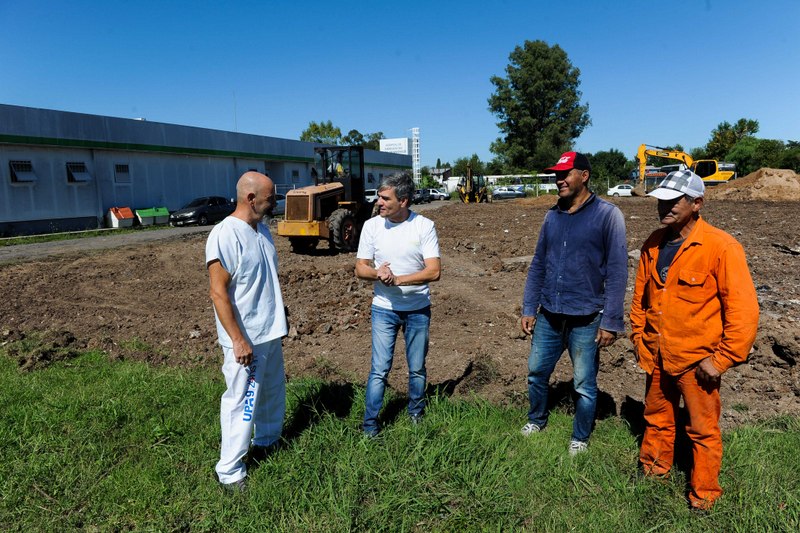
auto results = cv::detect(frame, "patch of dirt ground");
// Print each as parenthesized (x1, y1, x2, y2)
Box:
(2, 178, 799, 429)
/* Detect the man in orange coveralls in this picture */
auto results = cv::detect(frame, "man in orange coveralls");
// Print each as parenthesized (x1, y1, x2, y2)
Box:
(629, 170, 759, 510)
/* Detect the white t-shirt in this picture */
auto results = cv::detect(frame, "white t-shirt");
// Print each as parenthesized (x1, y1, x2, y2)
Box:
(205, 216, 288, 347)
(357, 211, 440, 311)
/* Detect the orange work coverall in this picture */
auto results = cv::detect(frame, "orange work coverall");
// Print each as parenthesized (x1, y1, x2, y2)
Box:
(630, 216, 759, 509)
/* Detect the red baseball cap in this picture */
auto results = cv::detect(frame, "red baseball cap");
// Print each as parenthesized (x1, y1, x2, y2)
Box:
(545, 152, 591, 172)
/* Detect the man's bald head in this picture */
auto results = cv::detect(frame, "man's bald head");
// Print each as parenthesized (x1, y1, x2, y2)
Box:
(236, 171, 274, 202)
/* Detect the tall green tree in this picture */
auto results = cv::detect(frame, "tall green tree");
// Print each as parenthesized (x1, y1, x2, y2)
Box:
(588, 149, 632, 185)
(778, 141, 800, 172)
(725, 137, 792, 175)
(364, 131, 384, 151)
(488, 40, 590, 172)
(300, 122, 383, 149)
(451, 154, 485, 177)
(486, 158, 505, 175)
(704, 118, 759, 160)
(300, 120, 342, 144)
(342, 129, 365, 146)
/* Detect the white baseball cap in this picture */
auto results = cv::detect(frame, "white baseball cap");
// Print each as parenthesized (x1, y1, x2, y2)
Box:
(647, 170, 706, 200)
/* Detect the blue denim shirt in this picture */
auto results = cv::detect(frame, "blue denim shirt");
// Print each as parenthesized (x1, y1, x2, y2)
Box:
(522, 194, 628, 332)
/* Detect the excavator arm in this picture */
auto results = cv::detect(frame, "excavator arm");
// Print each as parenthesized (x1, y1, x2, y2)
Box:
(633, 144, 694, 196)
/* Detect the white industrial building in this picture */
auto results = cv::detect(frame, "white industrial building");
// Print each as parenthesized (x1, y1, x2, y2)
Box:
(0, 104, 411, 236)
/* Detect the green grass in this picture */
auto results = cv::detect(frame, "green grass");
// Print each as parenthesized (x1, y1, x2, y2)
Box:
(0, 225, 167, 247)
(0, 351, 797, 532)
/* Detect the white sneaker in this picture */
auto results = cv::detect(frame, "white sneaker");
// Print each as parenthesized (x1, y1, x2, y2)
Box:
(521, 422, 542, 436)
(569, 440, 588, 456)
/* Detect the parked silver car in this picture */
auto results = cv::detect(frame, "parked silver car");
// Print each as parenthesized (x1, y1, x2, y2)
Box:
(492, 186, 526, 199)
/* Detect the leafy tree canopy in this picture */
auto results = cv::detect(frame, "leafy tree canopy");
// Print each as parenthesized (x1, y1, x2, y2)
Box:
(419, 175, 440, 188)
(488, 40, 590, 172)
(588, 149, 633, 184)
(342, 129, 364, 146)
(299, 120, 342, 144)
(363, 131, 384, 151)
(703, 118, 759, 160)
(451, 154, 486, 177)
(485, 158, 505, 175)
(726, 137, 799, 175)
(300, 121, 384, 149)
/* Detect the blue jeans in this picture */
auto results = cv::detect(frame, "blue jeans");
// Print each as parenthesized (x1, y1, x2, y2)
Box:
(363, 305, 431, 434)
(527, 309, 601, 442)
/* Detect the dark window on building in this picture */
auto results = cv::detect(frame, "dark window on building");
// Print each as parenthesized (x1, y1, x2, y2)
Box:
(66, 162, 92, 183)
(9, 160, 37, 183)
(115, 164, 131, 183)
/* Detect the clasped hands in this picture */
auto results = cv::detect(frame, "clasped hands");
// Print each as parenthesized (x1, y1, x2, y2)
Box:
(376, 262, 397, 286)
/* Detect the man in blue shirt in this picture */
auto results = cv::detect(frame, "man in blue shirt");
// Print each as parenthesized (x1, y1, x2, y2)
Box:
(520, 152, 628, 455)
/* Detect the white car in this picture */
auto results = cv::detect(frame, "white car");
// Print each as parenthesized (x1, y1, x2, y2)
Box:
(364, 189, 379, 204)
(607, 184, 633, 197)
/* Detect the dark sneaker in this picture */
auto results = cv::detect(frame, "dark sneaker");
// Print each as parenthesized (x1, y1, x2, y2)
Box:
(221, 478, 247, 492)
(249, 442, 281, 464)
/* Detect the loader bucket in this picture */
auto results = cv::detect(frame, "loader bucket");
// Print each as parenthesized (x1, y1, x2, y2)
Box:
(631, 185, 647, 197)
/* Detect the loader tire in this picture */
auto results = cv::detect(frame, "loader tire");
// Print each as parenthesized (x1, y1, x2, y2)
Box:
(329, 208, 359, 252)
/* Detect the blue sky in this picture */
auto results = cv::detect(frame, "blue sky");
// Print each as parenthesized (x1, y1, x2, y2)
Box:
(2, 0, 798, 167)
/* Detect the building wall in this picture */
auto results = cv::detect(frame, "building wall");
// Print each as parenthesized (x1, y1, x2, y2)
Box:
(0, 104, 410, 236)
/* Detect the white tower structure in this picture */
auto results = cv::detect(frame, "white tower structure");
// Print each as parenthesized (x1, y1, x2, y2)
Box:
(411, 127, 420, 184)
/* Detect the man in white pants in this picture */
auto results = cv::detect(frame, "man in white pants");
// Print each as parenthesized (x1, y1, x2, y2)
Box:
(206, 171, 288, 490)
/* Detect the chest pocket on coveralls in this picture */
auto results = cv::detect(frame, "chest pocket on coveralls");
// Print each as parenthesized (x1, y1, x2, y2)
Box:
(676, 269, 708, 303)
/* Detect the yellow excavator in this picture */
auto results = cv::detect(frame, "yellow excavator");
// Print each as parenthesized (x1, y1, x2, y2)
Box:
(632, 144, 737, 196)
(458, 164, 490, 203)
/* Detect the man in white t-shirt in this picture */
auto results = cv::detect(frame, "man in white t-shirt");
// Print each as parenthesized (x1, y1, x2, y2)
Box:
(355, 173, 441, 436)
(206, 171, 288, 490)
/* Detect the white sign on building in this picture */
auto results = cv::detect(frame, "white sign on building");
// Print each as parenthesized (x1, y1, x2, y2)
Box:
(379, 137, 411, 155)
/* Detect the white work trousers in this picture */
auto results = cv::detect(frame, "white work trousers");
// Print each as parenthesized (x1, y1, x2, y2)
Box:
(215, 338, 286, 484)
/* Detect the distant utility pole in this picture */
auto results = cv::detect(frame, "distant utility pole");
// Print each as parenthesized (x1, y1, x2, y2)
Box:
(411, 127, 420, 184)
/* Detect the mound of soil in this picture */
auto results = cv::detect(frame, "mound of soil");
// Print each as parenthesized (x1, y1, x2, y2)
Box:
(1, 197, 799, 429)
(707, 168, 800, 201)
